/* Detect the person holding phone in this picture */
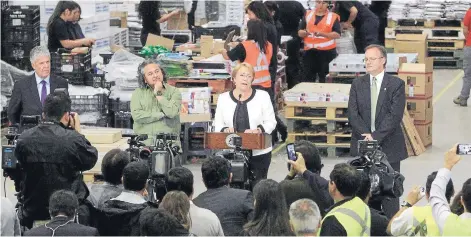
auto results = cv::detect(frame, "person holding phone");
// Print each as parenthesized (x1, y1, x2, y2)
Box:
(214, 62, 277, 186)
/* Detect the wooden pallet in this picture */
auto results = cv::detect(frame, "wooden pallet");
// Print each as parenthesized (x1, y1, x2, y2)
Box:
(287, 118, 350, 133)
(329, 72, 366, 78)
(385, 27, 465, 40)
(286, 132, 351, 145)
(428, 49, 464, 59)
(317, 146, 351, 158)
(167, 78, 233, 94)
(402, 110, 426, 156)
(427, 39, 465, 50)
(433, 59, 463, 69)
(387, 18, 463, 28)
(285, 106, 349, 121)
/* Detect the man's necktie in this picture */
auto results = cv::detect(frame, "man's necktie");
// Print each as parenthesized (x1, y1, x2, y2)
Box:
(371, 77, 378, 132)
(41, 80, 47, 106)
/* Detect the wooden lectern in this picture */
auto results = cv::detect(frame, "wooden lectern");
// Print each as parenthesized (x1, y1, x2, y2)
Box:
(204, 132, 272, 150)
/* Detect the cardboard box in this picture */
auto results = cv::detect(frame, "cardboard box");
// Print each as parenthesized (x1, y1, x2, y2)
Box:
(179, 87, 212, 114)
(399, 57, 434, 98)
(180, 113, 212, 123)
(394, 33, 428, 63)
(414, 122, 432, 147)
(166, 11, 188, 30)
(81, 129, 122, 144)
(146, 33, 175, 50)
(407, 97, 433, 123)
(200, 35, 214, 58)
(283, 83, 351, 108)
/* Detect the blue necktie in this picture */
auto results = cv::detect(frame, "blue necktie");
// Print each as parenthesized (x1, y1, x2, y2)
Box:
(41, 80, 47, 105)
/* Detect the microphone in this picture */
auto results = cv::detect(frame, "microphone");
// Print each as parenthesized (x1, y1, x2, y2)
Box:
(233, 93, 242, 133)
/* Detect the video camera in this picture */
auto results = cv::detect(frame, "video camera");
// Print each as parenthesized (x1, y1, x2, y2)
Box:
(215, 137, 254, 191)
(123, 133, 182, 202)
(349, 140, 405, 201)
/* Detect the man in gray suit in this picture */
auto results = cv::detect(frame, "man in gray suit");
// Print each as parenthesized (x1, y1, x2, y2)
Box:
(348, 44, 407, 218)
(8, 46, 68, 125)
(193, 156, 254, 236)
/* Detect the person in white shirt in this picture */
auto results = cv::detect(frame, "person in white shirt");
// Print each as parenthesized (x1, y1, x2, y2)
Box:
(387, 171, 455, 236)
(165, 167, 224, 236)
(429, 145, 471, 236)
(214, 62, 277, 186)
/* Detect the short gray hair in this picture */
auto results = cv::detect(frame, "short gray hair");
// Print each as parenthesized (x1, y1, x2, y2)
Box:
(30, 46, 50, 64)
(365, 44, 388, 66)
(289, 199, 322, 235)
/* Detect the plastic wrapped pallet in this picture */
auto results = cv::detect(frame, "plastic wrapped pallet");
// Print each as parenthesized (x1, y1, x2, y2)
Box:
(336, 30, 357, 54)
(1, 60, 33, 96)
(104, 50, 144, 86)
(329, 53, 418, 73)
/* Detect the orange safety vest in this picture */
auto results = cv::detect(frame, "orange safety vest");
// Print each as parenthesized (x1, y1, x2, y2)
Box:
(241, 40, 273, 88)
(303, 10, 339, 51)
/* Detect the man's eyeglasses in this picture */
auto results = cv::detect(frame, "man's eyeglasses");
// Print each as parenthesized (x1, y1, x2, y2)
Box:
(364, 57, 384, 62)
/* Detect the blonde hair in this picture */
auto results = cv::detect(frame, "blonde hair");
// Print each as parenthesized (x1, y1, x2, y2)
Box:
(231, 62, 255, 79)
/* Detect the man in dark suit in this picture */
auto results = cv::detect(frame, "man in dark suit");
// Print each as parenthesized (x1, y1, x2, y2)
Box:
(348, 44, 407, 218)
(8, 46, 68, 125)
(24, 190, 98, 236)
(193, 156, 254, 236)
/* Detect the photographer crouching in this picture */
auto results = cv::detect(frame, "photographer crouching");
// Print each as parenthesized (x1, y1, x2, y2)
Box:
(213, 63, 277, 188)
(14, 91, 98, 229)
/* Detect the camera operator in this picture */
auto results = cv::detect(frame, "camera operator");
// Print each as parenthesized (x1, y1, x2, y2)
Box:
(282, 140, 333, 216)
(214, 63, 277, 185)
(131, 59, 182, 147)
(7, 46, 68, 125)
(14, 91, 98, 229)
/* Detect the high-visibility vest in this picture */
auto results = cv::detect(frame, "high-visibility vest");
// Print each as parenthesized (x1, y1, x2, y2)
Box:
(241, 40, 273, 88)
(410, 205, 440, 236)
(318, 197, 371, 236)
(443, 213, 471, 236)
(303, 10, 339, 51)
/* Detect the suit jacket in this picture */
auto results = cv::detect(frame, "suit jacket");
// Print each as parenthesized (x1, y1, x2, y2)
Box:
(24, 216, 98, 236)
(348, 73, 407, 163)
(7, 74, 68, 124)
(193, 186, 254, 236)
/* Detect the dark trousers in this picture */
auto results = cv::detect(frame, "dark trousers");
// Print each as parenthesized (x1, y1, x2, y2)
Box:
(354, 19, 380, 53)
(302, 49, 336, 83)
(286, 37, 303, 89)
(249, 152, 272, 188)
(381, 161, 400, 218)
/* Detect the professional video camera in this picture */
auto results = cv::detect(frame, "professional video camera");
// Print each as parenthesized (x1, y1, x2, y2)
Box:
(348, 140, 405, 201)
(123, 133, 182, 202)
(215, 137, 254, 191)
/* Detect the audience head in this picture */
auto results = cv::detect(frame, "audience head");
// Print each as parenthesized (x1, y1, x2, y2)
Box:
(43, 91, 72, 124)
(293, 140, 323, 174)
(166, 167, 194, 197)
(451, 190, 464, 216)
(329, 163, 360, 201)
(49, 190, 79, 219)
(244, 179, 292, 236)
(289, 199, 322, 236)
(159, 191, 191, 230)
(30, 46, 51, 78)
(101, 149, 130, 185)
(123, 161, 149, 193)
(139, 208, 186, 236)
(201, 156, 231, 189)
(426, 171, 454, 202)
(462, 178, 471, 213)
(356, 171, 372, 203)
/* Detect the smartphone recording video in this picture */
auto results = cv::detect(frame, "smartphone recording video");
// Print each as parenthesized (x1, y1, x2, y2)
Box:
(287, 143, 297, 161)
(457, 144, 471, 155)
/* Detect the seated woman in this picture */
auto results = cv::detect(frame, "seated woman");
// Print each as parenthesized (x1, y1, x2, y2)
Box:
(130, 59, 182, 147)
(47, 1, 95, 52)
(214, 62, 277, 186)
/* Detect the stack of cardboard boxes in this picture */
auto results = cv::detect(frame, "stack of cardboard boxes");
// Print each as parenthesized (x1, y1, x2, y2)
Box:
(399, 57, 434, 147)
(394, 33, 428, 63)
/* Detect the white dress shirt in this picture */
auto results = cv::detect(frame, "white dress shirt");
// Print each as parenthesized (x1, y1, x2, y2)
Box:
(35, 73, 50, 101)
(369, 70, 385, 97)
(430, 168, 471, 234)
(189, 201, 225, 236)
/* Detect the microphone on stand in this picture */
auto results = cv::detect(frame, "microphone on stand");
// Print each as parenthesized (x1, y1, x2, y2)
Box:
(233, 93, 242, 133)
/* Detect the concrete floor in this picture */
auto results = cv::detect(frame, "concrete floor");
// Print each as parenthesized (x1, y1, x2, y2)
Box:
(2, 69, 470, 207)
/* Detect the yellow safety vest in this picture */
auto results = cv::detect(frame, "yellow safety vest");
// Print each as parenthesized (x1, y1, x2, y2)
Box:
(318, 197, 371, 236)
(443, 213, 471, 236)
(411, 205, 440, 236)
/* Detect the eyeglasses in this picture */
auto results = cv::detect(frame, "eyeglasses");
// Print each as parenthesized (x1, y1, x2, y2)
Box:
(364, 57, 384, 62)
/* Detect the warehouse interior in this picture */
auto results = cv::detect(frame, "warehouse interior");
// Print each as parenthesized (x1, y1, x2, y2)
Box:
(1, 0, 471, 232)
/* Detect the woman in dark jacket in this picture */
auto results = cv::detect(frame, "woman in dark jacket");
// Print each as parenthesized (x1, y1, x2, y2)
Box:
(137, 1, 182, 46)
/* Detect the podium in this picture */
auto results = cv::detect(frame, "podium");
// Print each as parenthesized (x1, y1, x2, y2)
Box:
(204, 132, 272, 150)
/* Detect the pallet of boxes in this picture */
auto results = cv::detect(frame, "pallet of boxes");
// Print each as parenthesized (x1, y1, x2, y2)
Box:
(284, 83, 351, 157)
(398, 57, 434, 156)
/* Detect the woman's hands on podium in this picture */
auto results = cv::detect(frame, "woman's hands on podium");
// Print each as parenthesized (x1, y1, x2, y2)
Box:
(244, 128, 262, 133)
(224, 127, 235, 133)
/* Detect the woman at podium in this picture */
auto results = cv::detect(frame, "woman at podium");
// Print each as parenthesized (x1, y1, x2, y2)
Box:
(214, 63, 277, 184)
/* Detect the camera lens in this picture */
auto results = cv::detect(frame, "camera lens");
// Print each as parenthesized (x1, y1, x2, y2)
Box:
(139, 148, 151, 159)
